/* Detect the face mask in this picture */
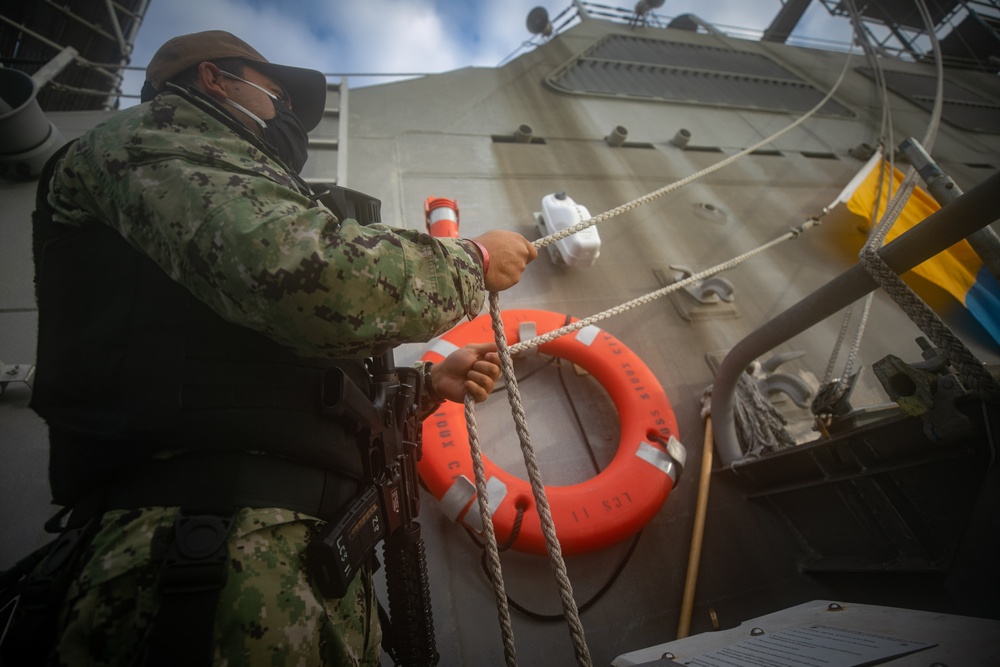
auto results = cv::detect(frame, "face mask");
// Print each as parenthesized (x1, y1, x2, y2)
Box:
(219, 71, 310, 174)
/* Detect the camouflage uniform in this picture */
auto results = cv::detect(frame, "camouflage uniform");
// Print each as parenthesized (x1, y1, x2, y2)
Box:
(48, 88, 485, 359)
(38, 88, 486, 665)
(55, 508, 379, 666)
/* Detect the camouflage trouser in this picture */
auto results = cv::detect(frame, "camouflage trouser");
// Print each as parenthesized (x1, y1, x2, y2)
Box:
(50, 507, 381, 666)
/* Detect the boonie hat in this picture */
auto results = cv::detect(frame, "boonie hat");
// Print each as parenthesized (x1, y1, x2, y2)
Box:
(146, 30, 326, 131)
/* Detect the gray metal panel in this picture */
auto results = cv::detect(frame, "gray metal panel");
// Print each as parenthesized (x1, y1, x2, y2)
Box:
(301, 80, 344, 184)
(590, 36, 802, 80)
(863, 67, 990, 103)
(861, 67, 1000, 133)
(548, 35, 854, 117)
(616, 599, 1000, 666)
(937, 99, 1000, 134)
(552, 59, 854, 116)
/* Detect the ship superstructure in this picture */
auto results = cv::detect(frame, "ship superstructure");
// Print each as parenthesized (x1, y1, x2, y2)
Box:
(2, 1, 999, 664)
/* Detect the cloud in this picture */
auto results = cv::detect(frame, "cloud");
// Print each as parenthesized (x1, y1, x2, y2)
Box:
(327, 0, 462, 73)
(476, 1, 564, 64)
(794, 2, 856, 47)
(130, 0, 337, 71)
(119, 0, 849, 104)
(122, 0, 341, 100)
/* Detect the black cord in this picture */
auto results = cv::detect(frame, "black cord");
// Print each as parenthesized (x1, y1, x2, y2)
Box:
(465, 503, 643, 622)
(478, 530, 643, 623)
(463, 311, 638, 620)
(463, 500, 526, 550)
(554, 357, 603, 476)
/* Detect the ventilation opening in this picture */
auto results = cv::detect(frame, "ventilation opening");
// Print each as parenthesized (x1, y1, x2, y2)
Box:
(801, 151, 838, 160)
(546, 35, 854, 117)
(491, 134, 547, 144)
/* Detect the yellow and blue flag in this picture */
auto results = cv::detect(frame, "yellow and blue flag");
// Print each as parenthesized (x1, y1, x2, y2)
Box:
(845, 159, 1000, 348)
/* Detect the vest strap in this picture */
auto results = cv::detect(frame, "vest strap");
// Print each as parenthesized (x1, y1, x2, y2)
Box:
(137, 510, 237, 667)
(96, 450, 360, 521)
(0, 515, 99, 665)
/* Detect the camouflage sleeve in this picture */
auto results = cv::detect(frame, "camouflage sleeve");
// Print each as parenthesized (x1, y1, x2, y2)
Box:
(48, 110, 485, 359)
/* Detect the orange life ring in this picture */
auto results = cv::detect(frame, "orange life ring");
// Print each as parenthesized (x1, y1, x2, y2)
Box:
(419, 309, 684, 556)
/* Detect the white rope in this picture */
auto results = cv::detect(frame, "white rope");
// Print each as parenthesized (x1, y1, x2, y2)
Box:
(914, 0, 944, 152)
(820, 0, 894, 392)
(533, 48, 855, 251)
(822, 154, 890, 389)
(821, 0, 958, 401)
(864, 166, 918, 253)
(464, 393, 518, 666)
(841, 293, 873, 380)
(459, 41, 857, 667)
(460, 217, 821, 664)
(854, 160, 1000, 398)
(846, 0, 998, 399)
(490, 291, 593, 666)
(513, 221, 818, 355)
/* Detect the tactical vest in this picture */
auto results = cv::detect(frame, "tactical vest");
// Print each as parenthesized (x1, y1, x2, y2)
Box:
(31, 152, 369, 506)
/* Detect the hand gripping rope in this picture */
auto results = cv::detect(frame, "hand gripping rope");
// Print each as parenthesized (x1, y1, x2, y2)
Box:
(459, 47, 858, 667)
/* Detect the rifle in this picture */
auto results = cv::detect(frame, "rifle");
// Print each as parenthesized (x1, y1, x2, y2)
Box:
(308, 350, 438, 666)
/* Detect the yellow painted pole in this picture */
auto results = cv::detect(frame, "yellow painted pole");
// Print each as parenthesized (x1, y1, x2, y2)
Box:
(677, 415, 713, 639)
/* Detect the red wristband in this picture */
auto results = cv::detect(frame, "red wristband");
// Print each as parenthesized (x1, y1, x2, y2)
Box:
(470, 240, 490, 276)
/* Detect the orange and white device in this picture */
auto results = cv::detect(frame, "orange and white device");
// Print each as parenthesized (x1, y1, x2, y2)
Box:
(424, 197, 460, 238)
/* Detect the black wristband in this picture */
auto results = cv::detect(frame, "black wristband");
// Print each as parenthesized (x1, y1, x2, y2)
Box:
(423, 361, 443, 403)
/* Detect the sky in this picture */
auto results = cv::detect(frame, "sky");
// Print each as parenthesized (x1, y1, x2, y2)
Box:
(120, 0, 857, 104)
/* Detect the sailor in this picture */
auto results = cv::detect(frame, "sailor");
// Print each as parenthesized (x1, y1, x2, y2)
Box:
(12, 30, 536, 666)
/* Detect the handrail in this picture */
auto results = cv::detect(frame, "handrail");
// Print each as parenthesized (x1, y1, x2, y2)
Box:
(713, 169, 1000, 468)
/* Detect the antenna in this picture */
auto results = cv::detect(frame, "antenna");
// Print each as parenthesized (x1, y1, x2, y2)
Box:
(634, 0, 664, 16)
(526, 7, 553, 37)
(668, 14, 699, 31)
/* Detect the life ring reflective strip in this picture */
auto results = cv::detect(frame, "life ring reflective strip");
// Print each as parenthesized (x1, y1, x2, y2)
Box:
(419, 309, 684, 556)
